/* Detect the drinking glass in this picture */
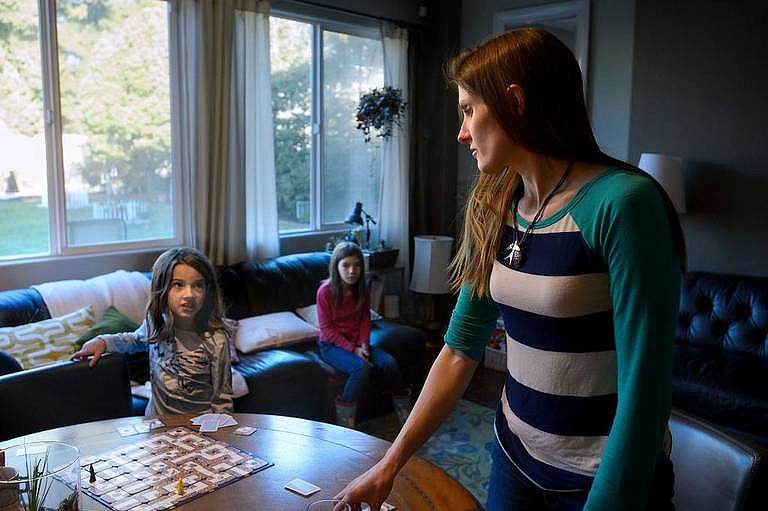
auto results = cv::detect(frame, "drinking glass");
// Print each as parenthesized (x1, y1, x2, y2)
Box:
(306, 499, 352, 511)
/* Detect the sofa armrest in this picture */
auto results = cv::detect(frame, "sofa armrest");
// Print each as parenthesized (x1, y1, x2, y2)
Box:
(0, 353, 133, 441)
(670, 408, 767, 511)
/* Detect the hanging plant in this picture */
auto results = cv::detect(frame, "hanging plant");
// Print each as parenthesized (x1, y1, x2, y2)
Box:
(355, 86, 406, 142)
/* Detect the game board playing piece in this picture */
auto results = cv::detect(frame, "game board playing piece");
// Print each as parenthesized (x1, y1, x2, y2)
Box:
(89, 463, 96, 483)
(176, 478, 184, 495)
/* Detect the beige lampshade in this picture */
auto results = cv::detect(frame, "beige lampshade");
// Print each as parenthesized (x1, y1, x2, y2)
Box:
(638, 153, 686, 213)
(409, 235, 454, 294)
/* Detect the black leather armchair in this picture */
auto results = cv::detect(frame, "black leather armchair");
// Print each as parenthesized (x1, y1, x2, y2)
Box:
(670, 408, 766, 511)
(0, 353, 133, 441)
(673, 271, 768, 445)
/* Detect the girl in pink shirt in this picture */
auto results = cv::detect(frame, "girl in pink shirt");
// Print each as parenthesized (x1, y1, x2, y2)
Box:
(317, 242, 409, 428)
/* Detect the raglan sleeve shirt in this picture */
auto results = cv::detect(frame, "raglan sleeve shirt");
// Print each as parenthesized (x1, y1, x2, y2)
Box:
(443, 283, 500, 361)
(576, 173, 681, 510)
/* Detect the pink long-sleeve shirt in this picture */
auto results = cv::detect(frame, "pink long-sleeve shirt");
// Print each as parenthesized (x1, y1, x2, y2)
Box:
(316, 280, 371, 352)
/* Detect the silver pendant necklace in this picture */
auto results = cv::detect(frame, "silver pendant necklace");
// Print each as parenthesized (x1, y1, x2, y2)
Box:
(505, 161, 573, 269)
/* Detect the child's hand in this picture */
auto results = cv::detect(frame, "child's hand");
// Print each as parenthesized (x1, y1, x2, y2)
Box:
(354, 346, 373, 367)
(71, 338, 108, 368)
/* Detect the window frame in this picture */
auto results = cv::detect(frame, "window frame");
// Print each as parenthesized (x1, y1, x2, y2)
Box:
(270, 7, 383, 237)
(1, 0, 183, 264)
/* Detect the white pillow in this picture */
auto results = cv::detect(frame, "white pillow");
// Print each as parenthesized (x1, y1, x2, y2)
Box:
(295, 304, 382, 329)
(234, 311, 320, 354)
(0, 305, 96, 369)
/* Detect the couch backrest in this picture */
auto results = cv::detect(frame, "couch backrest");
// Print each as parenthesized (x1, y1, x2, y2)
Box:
(677, 271, 768, 358)
(217, 251, 331, 319)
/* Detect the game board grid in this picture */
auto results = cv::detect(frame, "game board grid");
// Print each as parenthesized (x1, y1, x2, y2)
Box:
(76, 427, 271, 511)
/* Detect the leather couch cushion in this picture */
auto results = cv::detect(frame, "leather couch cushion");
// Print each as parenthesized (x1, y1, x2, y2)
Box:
(234, 349, 330, 421)
(673, 345, 768, 435)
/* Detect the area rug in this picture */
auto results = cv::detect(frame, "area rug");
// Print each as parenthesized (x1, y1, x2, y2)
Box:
(357, 399, 496, 505)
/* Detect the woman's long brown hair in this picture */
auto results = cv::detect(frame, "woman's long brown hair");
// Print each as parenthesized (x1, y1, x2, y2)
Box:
(446, 28, 686, 298)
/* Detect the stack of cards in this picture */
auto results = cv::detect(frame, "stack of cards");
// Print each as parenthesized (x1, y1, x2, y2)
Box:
(191, 413, 238, 432)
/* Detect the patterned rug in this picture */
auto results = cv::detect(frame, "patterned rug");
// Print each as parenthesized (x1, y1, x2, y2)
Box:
(357, 399, 496, 505)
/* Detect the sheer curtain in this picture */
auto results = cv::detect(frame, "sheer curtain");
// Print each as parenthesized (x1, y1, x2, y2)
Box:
(169, 0, 278, 265)
(232, 3, 279, 260)
(379, 25, 410, 274)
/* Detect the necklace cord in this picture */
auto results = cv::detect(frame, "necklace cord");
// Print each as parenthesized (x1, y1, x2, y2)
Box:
(511, 160, 574, 257)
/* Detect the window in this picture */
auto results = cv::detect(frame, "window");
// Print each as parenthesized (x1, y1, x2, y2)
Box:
(0, 0, 178, 260)
(269, 14, 383, 234)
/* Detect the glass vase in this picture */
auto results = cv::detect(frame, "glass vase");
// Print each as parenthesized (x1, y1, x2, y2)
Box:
(0, 441, 80, 511)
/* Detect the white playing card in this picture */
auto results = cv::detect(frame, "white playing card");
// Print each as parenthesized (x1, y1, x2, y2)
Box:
(134, 423, 150, 433)
(117, 425, 137, 437)
(234, 426, 256, 436)
(284, 478, 321, 497)
(198, 418, 219, 433)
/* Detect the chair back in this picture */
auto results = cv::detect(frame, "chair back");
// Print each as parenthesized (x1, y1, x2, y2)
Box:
(0, 353, 132, 441)
(670, 409, 766, 511)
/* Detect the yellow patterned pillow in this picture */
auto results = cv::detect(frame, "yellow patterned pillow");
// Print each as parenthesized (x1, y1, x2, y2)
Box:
(0, 306, 96, 369)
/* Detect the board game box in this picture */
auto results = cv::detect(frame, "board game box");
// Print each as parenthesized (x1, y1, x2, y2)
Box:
(78, 427, 271, 511)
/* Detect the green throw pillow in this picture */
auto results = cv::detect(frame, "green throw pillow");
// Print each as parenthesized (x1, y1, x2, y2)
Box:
(77, 306, 150, 384)
(76, 305, 139, 346)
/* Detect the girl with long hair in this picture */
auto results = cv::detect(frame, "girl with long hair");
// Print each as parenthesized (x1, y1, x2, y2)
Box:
(73, 247, 233, 415)
(318, 242, 410, 428)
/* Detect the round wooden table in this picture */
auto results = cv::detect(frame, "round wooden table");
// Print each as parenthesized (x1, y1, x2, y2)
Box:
(0, 414, 482, 511)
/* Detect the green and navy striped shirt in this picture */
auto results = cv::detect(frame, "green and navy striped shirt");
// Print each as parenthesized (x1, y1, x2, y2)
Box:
(445, 167, 680, 511)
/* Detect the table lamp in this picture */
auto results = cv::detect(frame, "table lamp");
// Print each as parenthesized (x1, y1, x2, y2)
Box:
(409, 235, 453, 330)
(638, 153, 686, 213)
(345, 202, 377, 248)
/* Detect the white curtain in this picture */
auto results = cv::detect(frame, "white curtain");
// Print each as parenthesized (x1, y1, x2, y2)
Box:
(232, 4, 279, 260)
(379, 25, 410, 275)
(170, 0, 278, 263)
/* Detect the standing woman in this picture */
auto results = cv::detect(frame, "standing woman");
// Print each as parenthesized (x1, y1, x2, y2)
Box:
(335, 28, 685, 511)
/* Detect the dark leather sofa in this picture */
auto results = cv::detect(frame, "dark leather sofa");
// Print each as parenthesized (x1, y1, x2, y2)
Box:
(674, 271, 768, 446)
(0, 251, 425, 439)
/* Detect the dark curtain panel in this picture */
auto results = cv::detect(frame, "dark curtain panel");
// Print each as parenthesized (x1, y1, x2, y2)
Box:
(408, 0, 462, 325)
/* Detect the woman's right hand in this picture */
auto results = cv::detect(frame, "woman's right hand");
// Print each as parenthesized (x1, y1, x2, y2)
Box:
(334, 459, 397, 511)
(71, 338, 107, 367)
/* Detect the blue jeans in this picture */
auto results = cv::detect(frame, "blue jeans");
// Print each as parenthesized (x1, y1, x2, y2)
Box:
(486, 441, 675, 511)
(318, 342, 404, 403)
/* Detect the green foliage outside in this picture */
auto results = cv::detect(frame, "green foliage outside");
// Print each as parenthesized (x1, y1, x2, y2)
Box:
(270, 18, 382, 230)
(0, 0, 172, 258)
